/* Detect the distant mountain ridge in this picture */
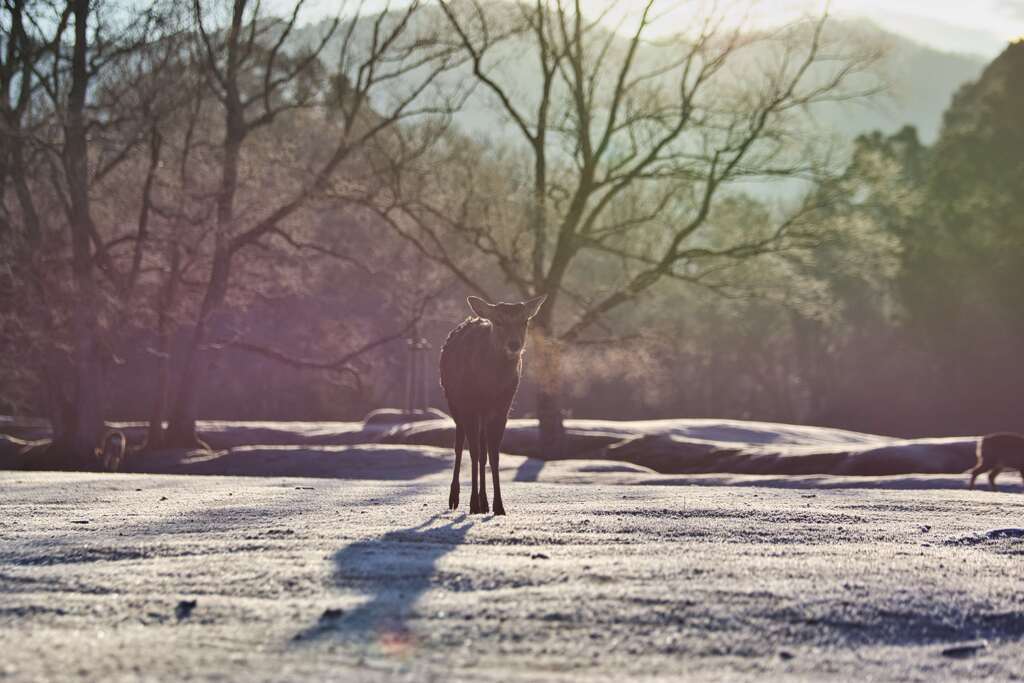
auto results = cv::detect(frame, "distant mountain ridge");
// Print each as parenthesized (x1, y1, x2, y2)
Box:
(293, 10, 986, 146)
(840, 18, 987, 143)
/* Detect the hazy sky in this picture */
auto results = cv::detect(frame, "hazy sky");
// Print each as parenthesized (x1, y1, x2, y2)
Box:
(797, 0, 1024, 55)
(677, 0, 1024, 55)
(292, 0, 1024, 58)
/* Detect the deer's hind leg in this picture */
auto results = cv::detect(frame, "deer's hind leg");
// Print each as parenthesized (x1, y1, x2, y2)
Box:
(477, 424, 489, 514)
(449, 416, 465, 510)
(989, 467, 1002, 491)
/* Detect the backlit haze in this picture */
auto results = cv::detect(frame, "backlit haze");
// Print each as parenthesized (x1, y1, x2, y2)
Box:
(289, 0, 1024, 57)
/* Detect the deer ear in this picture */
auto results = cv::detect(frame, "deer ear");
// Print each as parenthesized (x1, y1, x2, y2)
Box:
(467, 296, 496, 319)
(523, 294, 547, 320)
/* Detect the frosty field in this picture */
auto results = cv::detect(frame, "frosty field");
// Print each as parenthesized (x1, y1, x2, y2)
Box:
(2, 463, 1022, 682)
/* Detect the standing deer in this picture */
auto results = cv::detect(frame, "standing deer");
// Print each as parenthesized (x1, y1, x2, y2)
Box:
(440, 294, 546, 515)
(96, 430, 127, 472)
(969, 432, 1024, 491)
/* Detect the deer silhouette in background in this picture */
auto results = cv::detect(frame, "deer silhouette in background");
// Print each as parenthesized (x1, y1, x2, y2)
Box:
(969, 432, 1024, 491)
(440, 295, 546, 515)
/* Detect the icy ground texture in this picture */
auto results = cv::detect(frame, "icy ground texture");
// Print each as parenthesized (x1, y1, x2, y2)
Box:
(1, 470, 1022, 681)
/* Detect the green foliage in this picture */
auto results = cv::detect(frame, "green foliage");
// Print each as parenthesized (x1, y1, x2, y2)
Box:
(910, 42, 1024, 332)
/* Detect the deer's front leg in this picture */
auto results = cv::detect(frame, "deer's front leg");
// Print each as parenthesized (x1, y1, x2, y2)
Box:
(487, 415, 508, 516)
(477, 427, 489, 514)
(468, 417, 483, 514)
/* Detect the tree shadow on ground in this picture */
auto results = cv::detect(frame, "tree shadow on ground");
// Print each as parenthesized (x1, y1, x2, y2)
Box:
(513, 457, 545, 482)
(294, 513, 473, 648)
(640, 474, 1018, 492)
(126, 445, 450, 480)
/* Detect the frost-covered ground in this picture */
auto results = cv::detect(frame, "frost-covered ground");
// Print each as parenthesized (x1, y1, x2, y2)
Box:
(0, 417, 980, 476)
(2, 464, 1023, 682)
(378, 418, 978, 475)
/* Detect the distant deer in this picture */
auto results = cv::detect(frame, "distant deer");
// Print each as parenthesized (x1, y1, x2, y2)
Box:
(440, 294, 546, 515)
(96, 430, 127, 472)
(969, 433, 1024, 491)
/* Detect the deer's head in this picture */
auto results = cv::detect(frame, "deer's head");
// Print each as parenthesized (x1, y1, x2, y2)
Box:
(468, 295, 547, 359)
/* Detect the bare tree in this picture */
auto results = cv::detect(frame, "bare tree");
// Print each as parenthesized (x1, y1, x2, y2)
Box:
(1, 0, 71, 421)
(160, 0, 463, 446)
(1, 0, 186, 464)
(372, 0, 879, 453)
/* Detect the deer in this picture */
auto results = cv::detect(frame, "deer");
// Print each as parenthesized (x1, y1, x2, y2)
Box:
(969, 433, 1024, 491)
(440, 294, 546, 515)
(96, 430, 127, 472)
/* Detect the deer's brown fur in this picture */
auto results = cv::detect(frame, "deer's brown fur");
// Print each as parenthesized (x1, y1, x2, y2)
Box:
(969, 432, 1024, 491)
(440, 295, 545, 515)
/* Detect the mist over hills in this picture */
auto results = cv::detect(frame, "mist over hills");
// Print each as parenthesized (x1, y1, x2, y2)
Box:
(293, 8, 986, 147)
(848, 7, 1014, 59)
(822, 20, 986, 143)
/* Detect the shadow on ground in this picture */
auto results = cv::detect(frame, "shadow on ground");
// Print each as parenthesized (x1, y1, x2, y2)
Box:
(639, 474, 1024, 492)
(514, 457, 545, 482)
(130, 445, 452, 480)
(295, 514, 473, 647)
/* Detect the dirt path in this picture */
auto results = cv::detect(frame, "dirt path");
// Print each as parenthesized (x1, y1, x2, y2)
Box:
(1, 471, 1022, 681)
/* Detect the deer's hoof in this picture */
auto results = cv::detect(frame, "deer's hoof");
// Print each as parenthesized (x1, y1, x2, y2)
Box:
(479, 497, 489, 514)
(449, 487, 459, 510)
(469, 494, 480, 514)
(493, 503, 506, 516)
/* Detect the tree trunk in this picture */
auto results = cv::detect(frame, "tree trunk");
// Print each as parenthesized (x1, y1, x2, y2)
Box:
(164, 57, 243, 448)
(163, 343, 205, 448)
(145, 358, 169, 450)
(144, 326, 174, 450)
(532, 309, 565, 458)
(163, 312, 214, 448)
(144, 242, 182, 450)
(164, 251, 230, 449)
(49, 0, 105, 467)
(49, 352, 105, 467)
(536, 380, 566, 458)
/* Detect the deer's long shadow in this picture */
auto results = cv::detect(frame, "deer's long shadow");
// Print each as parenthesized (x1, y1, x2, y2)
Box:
(295, 513, 472, 647)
